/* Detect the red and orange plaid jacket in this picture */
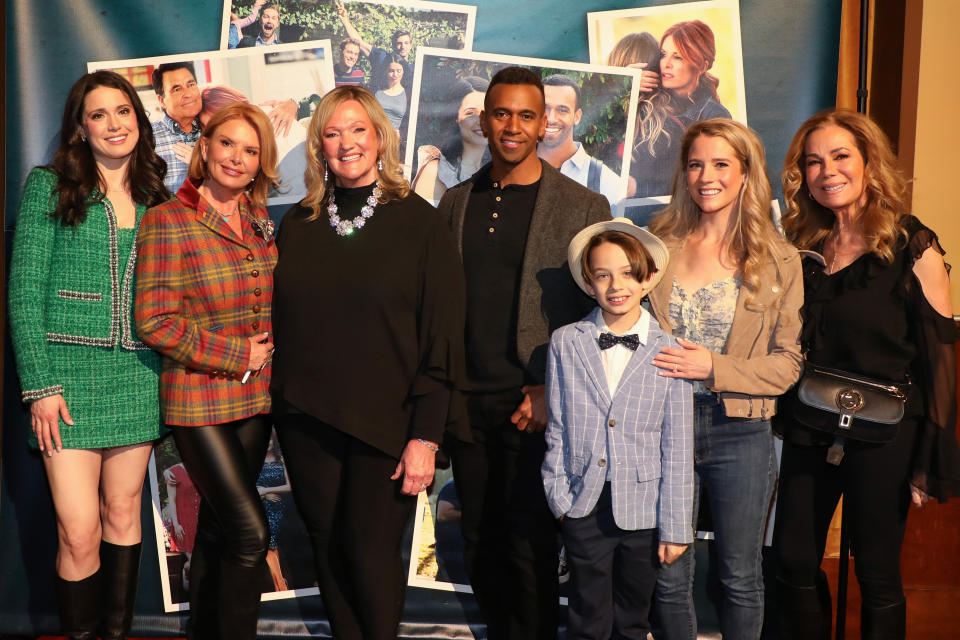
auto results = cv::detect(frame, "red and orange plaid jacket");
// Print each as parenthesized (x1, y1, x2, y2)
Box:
(135, 178, 277, 426)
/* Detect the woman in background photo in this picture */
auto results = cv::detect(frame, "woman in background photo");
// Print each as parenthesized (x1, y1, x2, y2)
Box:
(659, 20, 731, 126)
(608, 31, 686, 198)
(374, 54, 408, 134)
(412, 75, 489, 205)
(9, 70, 169, 640)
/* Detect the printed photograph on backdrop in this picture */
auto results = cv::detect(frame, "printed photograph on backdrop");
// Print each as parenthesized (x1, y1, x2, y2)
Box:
(88, 41, 335, 206)
(407, 466, 571, 604)
(221, 0, 476, 159)
(587, 0, 747, 201)
(406, 47, 641, 209)
(147, 431, 319, 611)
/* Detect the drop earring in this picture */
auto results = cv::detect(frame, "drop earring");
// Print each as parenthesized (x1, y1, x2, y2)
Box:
(378, 158, 383, 172)
(324, 162, 329, 183)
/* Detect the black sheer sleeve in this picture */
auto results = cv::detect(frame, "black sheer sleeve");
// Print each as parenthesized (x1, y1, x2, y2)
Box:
(903, 216, 960, 501)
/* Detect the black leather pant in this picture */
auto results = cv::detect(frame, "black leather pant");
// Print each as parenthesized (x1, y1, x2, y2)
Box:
(171, 415, 272, 640)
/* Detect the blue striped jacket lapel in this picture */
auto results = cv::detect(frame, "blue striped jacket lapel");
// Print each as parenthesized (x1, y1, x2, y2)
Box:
(572, 321, 611, 408)
(615, 331, 665, 399)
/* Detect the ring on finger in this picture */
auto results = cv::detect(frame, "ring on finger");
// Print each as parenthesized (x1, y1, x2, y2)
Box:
(674, 364, 679, 372)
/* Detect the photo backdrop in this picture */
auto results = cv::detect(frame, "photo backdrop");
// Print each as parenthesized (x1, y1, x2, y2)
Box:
(2, 0, 842, 636)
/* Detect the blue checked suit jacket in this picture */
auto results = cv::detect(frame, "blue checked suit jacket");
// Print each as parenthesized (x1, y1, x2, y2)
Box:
(542, 309, 694, 543)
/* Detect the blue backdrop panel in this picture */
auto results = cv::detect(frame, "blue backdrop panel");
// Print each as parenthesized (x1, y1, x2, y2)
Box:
(2, 0, 841, 636)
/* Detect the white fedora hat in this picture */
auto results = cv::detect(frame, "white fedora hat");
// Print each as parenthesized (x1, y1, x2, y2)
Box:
(567, 217, 670, 295)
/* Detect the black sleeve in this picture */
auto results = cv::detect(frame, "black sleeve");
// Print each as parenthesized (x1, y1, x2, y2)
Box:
(903, 217, 960, 501)
(407, 216, 468, 445)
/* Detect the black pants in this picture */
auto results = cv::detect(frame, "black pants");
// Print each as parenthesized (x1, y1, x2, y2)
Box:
(275, 413, 415, 640)
(561, 484, 658, 640)
(171, 415, 272, 640)
(451, 389, 560, 640)
(774, 419, 916, 613)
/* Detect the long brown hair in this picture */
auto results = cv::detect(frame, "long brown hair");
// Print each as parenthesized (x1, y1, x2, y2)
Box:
(781, 109, 907, 263)
(650, 118, 784, 307)
(662, 20, 721, 102)
(302, 86, 409, 220)
(188, 102, 280, 210)
(50, 70, 168, 226)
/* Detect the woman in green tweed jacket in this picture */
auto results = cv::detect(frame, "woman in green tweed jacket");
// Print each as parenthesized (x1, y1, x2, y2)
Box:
(8, 71, 169, 640)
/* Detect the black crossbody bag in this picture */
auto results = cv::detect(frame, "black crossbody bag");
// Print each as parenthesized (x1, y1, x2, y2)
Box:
(793, 364, 909, 463)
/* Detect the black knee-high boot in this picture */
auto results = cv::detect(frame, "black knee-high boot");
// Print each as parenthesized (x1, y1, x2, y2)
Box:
(56, 570, 102, 640)
(861, 599, 906, 640)
(775, 574, 831, 640)
(100, 541, 142, 640)
(217, 560, 265, 640)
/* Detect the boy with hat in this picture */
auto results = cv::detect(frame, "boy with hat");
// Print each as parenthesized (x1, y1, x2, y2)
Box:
(541, 218, 694, 640)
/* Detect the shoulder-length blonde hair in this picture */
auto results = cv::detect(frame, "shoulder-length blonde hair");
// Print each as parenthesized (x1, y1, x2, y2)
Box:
(188, 102, 280, 209)
(302, 86, 409, 220)
(650, 118, 784, 306)
(781, 109, 908, 263)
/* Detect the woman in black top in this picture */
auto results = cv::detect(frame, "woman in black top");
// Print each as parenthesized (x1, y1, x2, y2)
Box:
(271, 86, 466, 640)
(774, 109, 960, 639)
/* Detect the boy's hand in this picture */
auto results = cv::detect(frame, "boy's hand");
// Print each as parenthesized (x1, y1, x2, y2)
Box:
(658, 542, 688, 565)
(510, 385, 547, 433)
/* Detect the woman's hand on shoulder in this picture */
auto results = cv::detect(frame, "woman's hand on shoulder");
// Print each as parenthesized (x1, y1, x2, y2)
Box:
(913, 247, 953, 317)
(652, 337, 714, 380)
(391, 438, 437, 496)
(30, 393, 72, 456)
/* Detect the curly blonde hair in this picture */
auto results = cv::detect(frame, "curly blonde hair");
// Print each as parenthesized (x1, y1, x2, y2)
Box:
(781, 109, 908, 262)
(650, 118, 785, 307)
(302, 86, 409, 220)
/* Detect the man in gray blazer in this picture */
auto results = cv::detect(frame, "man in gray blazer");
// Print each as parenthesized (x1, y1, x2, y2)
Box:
(436, 67, 610, 640)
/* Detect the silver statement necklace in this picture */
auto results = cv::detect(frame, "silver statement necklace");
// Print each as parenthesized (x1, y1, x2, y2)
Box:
(327, 183, 382, 236)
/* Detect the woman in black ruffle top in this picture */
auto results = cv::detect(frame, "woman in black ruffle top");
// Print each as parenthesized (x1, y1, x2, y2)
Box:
(774, 109, 960, 640)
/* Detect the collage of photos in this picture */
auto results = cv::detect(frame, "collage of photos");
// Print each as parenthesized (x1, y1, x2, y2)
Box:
(588, 0, 747, 220)
(405, 48, 641, 209)
(147, 430, 319, 611)
(222, 0, 477, 159)
(88, 42, 336, 205)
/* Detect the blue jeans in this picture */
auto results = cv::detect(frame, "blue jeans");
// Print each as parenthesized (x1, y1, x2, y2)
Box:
(653, 400, 776, 640)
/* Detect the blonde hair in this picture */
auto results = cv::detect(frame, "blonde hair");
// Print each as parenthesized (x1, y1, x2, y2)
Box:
(650, 118, 784, 307)
(781, 109, 908, 263)
(188, 102, 279, 209)
(607, 31, 675, 157)
(302, 86, 409, 220)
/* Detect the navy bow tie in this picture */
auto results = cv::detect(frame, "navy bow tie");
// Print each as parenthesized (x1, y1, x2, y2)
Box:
(598, 332, 640, 351)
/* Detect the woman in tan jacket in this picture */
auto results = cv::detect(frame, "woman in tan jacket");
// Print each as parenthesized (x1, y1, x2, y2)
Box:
(645, 118, 802, 640)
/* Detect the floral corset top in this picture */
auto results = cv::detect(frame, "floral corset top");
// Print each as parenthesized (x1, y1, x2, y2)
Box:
(668, 276, 740, 397)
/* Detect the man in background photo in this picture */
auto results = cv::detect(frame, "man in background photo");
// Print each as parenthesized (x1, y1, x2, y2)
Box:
(334, 37, 366, 87)
(238, 1, 283, 46)
(151, 62, 202, 193)
(538, 74, 621, 209)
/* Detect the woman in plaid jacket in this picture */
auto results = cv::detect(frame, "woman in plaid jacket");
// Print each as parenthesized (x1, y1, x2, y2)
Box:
(135, 102, 279, 640)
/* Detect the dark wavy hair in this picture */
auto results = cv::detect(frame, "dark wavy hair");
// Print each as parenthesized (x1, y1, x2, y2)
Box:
(50, 70, 168, 226)
(440, 75, 489, 162)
